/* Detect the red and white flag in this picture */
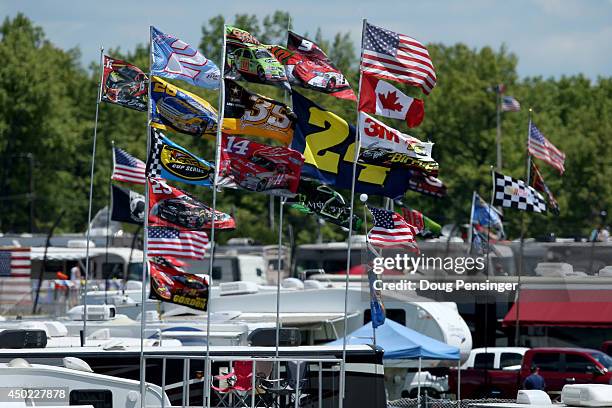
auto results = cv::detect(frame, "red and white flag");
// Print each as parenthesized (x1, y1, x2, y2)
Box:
(528, 123, 566, 174)
(400, 208, 425, 233)
(360, 22, 437, 95)
(359, 74, 425, 127)
(0, 248, 32, 309)
(367, 206, 419, 252)
(112, 146, 146, 184)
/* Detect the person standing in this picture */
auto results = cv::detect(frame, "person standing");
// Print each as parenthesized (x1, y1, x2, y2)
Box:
(523, 366, 546, 390)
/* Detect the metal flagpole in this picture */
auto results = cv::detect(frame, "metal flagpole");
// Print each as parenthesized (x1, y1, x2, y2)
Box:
(205, 23, 227, 408)
(467, 191, 476, 253)
(496, 85, 502, 171)
(140, 28, 154, 407)
(103, 143, 113, 303)
(341, 18, 367, 400)
(274, 197, 286, 359)
(361, 199, 377, 346)
(82, 46, 105, 346)
(515, 108, 533, 345)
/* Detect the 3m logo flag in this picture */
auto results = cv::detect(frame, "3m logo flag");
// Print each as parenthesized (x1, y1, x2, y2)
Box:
(367, 206, 419, 251)
(361, 22, 437, 95)
(501, 96, 521, 112)
(493, 172, 547, 213)
(359, 74, 425, 127)
(148, 226, 209, 260)
(151, 26, 220, 89)
(528, 123, 566, 174)
(0, 248, 31, 309)
(531, 162, 560, 215)
(112, 146, 146, 185)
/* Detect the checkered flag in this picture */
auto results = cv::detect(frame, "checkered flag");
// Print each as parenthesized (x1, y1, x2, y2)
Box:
(493, 172, 547, 213)
(146, 129, 164, 178)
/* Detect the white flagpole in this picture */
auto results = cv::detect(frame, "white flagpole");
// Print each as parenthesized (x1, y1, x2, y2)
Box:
(205, 23, 227, 408)
(496, 86, 502, 171)
(341, 17, 367, 400)
(140, 27, 154, 408)
(467, 191, 476, 253)
(82, 46, 105, 346)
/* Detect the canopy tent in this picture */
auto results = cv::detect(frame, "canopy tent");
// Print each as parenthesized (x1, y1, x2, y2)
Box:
(327, 319, 460, 360)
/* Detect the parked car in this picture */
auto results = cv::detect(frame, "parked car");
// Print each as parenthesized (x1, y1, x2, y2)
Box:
(449, 347, 612, 399)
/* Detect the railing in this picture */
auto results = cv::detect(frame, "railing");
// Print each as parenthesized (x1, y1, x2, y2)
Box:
(142, 354, 345, 408)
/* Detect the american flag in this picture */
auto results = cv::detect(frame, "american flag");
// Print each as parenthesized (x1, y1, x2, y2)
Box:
(501, 96, 521, 112)
(148, 227, 209, 260)
(360, 22, 436, 95)
(112, 146, 146, 184)
(0, 248, 32, 308)
(400, 208, 424, 233)
(528, 123, 566, 174)
(367, 206, 419, 251)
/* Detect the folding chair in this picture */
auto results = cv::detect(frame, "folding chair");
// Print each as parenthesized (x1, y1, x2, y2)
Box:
(211, 360, 254, 407)
(258, 361, 310, 407)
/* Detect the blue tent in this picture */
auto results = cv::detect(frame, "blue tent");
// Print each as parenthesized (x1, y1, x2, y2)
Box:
(328, 319, 460, 360)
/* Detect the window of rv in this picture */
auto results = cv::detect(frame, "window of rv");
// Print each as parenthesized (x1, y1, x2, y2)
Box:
(102, 262, 123, 279)
(127, 262, 143, 281)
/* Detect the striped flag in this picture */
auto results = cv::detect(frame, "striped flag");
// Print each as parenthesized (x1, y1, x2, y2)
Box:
(367, 206, 419, 251)
(528, 123, 566, 174)
(360, 22, 436, 95)
(0, 248, 32, 309)
(400, 207, 424, 233)
(501, 96, 521, 112)
(148, 226, 209, 260)
(112, 146, 146, 184)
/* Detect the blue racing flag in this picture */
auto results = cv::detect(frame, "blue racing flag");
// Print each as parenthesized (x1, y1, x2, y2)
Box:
(146, 130, 215, 187)
(151, 26, 220, 89)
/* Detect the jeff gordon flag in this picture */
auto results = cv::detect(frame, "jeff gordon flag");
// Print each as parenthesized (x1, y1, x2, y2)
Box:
(151, 26, 220, 89)
(148, 226, 209, 260)
(493, 171, 546, 214)
(218, 135, 304, 197)
(148, 179, 235, 230)
(359, 74, 425, 128)
(285, 31, 355, 101)
(149, 259, 209, 311)
(224, 79, 296, 145)
(112, 146, 146, 185)
(101, 56, 147, 111)
(367, 206, 419, 251)
(361, 22, 437, 95)
(358, 113, 437, 175)
(528, 123, 566, 174)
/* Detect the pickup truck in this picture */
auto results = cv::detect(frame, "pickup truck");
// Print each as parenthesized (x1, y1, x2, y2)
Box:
(449, 347, 612, 399)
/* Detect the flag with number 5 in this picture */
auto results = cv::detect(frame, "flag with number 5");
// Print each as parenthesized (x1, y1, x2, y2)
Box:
(218, 135, 304, 197)
(223, 80, 296, 145)
(151, 26, 221, 89)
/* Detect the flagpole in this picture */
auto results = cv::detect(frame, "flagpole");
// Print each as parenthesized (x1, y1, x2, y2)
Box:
(515, 108, 532, 346)
(140, 28, 153, 407)
(467, 191, 476, 253)
(361, 198, 377, 347)
(341, 17, 367, 400)
(103, 142, 113, 303)
(82, 46, 105, 346)
(496, 86, 502, 171)
(205, 23, 227, 408)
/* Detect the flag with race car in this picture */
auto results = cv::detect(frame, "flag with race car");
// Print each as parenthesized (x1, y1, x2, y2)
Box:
(358, 113, 438, 176)
(110, 184, 144, 225)
(287, 179, 362, 230)
(284, 31, 355, 101)
(147, 130, 215, 187)
(149, 259, 209, 311)
(406, 172, 447, 198)
(150, 76, 218, 137)
(224, 25, 291, 91)
(101, 55, 147, 111)
(217, 134, 304, 197)
(223, 79, 296, 145)
(148, 178, 235, 230)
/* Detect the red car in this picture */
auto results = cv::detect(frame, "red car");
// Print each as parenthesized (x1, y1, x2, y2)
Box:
(225, 152, 298, 192)
(292, 60, 350, 92)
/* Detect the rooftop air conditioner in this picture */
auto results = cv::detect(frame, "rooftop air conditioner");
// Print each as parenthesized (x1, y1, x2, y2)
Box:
(67, 305, 116, 321)
(219, 281, 259, 296)
(516, 390, 551, 405)
(562, 384, 612, 407)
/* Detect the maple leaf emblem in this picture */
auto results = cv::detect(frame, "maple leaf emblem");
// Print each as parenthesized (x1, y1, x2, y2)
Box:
(378, 91, 403, 112)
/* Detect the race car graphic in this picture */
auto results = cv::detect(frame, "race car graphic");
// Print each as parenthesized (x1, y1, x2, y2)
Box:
(226, 153, 296, 192)
(172, 274, 208, 292)
(293, 59, 350, 92)
(228, 46, 287, 83)
(156, 196, 209, 229)
(157, 96, 213, 135)
(102, 57, 148, 111)
(150, 269, 173, 300)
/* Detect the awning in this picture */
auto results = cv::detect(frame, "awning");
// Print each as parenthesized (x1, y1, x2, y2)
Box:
(503, 289, 612, 328)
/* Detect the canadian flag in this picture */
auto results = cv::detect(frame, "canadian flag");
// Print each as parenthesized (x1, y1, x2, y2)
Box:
(358, 73, 425, 128)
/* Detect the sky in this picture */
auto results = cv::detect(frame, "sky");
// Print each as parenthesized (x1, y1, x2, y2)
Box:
(2, 0, 612, 79)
